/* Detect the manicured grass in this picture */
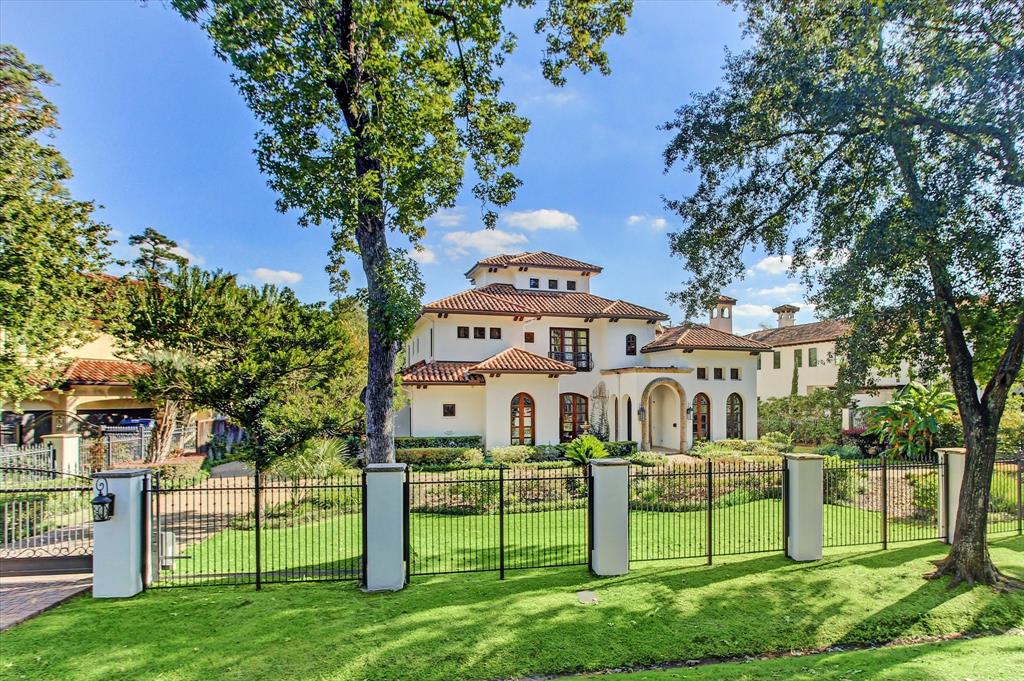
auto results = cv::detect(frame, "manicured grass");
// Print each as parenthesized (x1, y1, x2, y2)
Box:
(2, 537, 1022, 680)
(573, 633, 1024, 680)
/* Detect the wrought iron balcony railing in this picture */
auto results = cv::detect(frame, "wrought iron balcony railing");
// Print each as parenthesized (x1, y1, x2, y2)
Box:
(548, 351, 593, 372)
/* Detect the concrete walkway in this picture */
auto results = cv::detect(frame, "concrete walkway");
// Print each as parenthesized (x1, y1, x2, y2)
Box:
(0, 573, 91, 630)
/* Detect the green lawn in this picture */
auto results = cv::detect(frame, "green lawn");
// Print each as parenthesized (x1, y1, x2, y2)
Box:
(573, 633, 1024, 680)
(2, 537, 1022, 680)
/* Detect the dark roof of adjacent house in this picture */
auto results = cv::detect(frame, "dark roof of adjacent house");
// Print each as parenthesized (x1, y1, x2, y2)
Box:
(744, 319, 851, 348)
(470, 347, 576, 374)
(60, 358, 150, 386)
(641, 324, 770, 353)
(422, 283, 668, 320)
(401, 361, 485, 386)
(466, 251, 602, 276)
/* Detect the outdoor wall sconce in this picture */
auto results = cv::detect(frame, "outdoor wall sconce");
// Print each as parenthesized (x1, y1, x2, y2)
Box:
(686, 407, 694, 419)
(637, 406, 646, 422)
(91, 478, 115, 522)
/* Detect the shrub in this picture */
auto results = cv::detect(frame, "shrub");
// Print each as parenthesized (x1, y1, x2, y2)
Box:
(630, 451, 669, 467)
(563, 435, 608, 466)
(118, 455, 208, 489)
(841, 427, 881, 455)
(714, 438, 756, 452)
(908, 471, 938, 519)
(268, 438, 350, 481)
(814, 443, 862, 460)
(604, 440, 639, 457)
(395, 435, 482, 449)
(990, 470, 1019, 515)
(823, 456, 866, 504)
(759, 431, 793, 448)
(488, 445, 533, 465)
(758, 392, 843, 444)
(528, 444, 563, 462)
(461, 448, 484, 465)
(395, 447, 473, 466)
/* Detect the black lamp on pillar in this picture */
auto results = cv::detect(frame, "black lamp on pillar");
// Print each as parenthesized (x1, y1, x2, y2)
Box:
(91, 478, 115, 522)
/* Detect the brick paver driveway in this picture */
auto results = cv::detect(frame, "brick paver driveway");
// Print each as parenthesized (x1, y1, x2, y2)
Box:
(0, 573, 91, 630)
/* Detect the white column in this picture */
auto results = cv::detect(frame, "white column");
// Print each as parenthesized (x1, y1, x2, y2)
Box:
(937, 448, 967, 544)
(364, 463, 406, 592)
(590, 458, 629, 576)
(784, 453, 823, 561)
(92, 469, 150, 598)
(41, 433, 80, 473)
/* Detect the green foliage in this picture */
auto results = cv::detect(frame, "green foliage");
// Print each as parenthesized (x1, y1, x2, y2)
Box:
(814, 443, 862, 460)
(268, 438, 351, 482)
(488, 445, 533, 465)
(563, 434, 608, 466)
(997, 393, 1024, 454)
(113, 267, 367, 471)
(395, 447, 475, 466)
(0, 45, 114, 406)
(146, 456, 209, 490)
(128, 227, 188, 279)
(823, 456, 866, 504)
(691, 435, 790, 460)
(629, 451, 669, 468)
(757, 393, 843, 445)
(908, 472, 939, 520)
(395, 435, 483, 449)
(863, 382, 957, 458)
(604, 440, 639, 457)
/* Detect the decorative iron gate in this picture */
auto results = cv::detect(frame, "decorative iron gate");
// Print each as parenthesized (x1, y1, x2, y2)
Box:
(149, 470, 363, 588)
(0, 466, 93, 575)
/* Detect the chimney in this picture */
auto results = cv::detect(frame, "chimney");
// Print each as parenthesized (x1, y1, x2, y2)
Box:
(709, 295, 736, 333)
(773, 304, 800, 328)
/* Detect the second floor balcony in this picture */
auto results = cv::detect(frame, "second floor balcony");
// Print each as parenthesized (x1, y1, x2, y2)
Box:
(548, 351, 593, 372)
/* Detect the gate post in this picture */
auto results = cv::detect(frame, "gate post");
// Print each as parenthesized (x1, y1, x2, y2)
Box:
(92, 469, 151, 598)
(783, 453, 823, 561)
(41, 433, 80, 474)
(590, 458, 629, 576)
(936, 448, 967, 544)
(364, 463, 407, 591)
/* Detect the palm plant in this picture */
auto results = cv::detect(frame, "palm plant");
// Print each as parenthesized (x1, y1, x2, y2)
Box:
(863, 382, 958, 458)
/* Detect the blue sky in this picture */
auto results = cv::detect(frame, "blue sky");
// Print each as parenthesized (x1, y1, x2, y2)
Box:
(1, 0, 815, 334)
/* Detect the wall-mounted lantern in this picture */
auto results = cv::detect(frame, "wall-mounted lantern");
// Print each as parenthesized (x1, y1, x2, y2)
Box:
(637, 406, 646, 422)
(686, 406, 694, 419)
(91, 478, 115, 522)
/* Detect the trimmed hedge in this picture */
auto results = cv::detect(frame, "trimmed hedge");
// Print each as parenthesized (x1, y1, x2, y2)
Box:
(395, 447, 476, 466)
(395, 436, 483, 449)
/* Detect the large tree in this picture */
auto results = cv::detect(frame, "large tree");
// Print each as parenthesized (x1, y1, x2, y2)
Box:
(0, 45, 113, 407)
(169, 0, 631, 463)
(662, 0, 1023, 586)
(114, 266, 367, 471)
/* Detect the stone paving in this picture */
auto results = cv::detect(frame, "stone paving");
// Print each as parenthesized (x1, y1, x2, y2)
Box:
(0, 573, 91, 630)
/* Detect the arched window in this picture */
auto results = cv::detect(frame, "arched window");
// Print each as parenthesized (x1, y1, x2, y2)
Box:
(692, 393, 710, 442)
(613, 396, 620, 440)
(560, 392, 588, 442)
(510, 393, 535, 445)
(726, 393, 743, 439)
(626, 397, 633, 441)
(625, 334, 637, 356)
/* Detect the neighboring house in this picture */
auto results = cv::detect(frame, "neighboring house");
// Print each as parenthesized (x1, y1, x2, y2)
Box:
(1, 330, 154, 444)
(745, 305, 907, 428)
(397, 252, 767, 452)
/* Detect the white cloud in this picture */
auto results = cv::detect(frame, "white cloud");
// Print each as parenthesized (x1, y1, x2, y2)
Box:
(626, 214, 669, 231)
(250, 267, 303, 285)
(626, 215, 644, 225)
(409, 246, 437, 265)
(428, 207, 465, 229)
(732, 303, 775, 318)
(502, 209, 578, 232)
(442, 229, 529, 257)
(171, 242, 205, 266)
(753, 282, 802, 297)
(650, 217, 668, 231)
(752, 254, 793, 275)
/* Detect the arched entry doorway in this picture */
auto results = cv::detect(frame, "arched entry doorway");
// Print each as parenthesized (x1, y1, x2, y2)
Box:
(639, 378, 686, 452)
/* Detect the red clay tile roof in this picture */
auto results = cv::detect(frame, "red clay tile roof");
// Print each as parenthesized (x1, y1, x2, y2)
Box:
(467, 251, 602, 276)
(470, 347, 576, 374)
(423, 284, 668, 320)
(642, 324, 770, 353)
(745, 319, 851, 347)
(718, 295, 738, 304)
(401, 361, 485, 385)
(61, 359, 150, 385)
(772, 304, 800, 313)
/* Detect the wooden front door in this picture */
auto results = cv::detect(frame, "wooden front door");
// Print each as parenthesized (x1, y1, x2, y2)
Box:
(692, 393, 710, 442)
(510, 392, 535, 445)
(560, 393, 588, 442)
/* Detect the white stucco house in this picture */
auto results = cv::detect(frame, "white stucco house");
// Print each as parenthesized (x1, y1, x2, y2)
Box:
(746, 305, 908, 428)
(396, 252, 768, 452)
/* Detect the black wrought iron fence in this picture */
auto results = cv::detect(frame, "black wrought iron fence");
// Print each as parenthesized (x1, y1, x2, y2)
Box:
(0, 466, 93, 562)
(150, 469, 362, 588)
(629, 459, 785, 563)
(405, 464, 589, 579)
(989, 454, 1023, 536)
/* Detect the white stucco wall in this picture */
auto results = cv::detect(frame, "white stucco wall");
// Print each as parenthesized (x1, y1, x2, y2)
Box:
(755, 340, 906, 401)
(483, 374, 561, 448)
(408, 385, 486, 439)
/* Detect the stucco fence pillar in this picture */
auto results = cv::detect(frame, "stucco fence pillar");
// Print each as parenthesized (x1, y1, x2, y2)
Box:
(364, 463, 407, 591)
(783, 453, 823, 562)
(40, 433, 81, 474)
(92, 469, 151, 598)
(590, 458, 630, 576)
(936, 448, 967, 544)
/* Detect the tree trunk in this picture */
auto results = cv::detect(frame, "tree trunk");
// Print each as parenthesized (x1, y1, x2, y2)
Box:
(356, 207, 400, 464)
(146, 399, 178, 464)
